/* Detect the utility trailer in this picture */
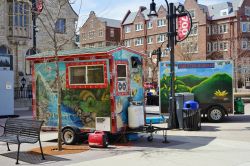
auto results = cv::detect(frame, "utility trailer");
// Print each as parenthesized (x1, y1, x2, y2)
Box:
(159, 60, 233, 122)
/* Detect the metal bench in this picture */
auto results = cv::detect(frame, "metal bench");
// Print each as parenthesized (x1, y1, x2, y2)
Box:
(0, 118, 45, 164)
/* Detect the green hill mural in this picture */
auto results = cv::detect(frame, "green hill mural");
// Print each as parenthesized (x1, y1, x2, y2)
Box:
(191, 73, 233, 103)
(178, 75, 207, 88)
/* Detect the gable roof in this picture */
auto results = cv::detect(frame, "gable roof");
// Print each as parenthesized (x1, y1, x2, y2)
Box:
(97, 17, 121, 28)
(203, 0, 245, 20)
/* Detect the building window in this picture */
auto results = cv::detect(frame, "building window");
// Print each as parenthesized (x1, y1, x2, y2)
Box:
(157, 34, 165, 43)
(189, 10, 195, 18)
(187, 43, 198, 53)
(147, 51, 152, 58)
(99, 30, 103, 37)
(207, 25, 211, 35)
(8, 1, 30, 27)
(242, 22, 248, 32)
(207, 42, 211, 52)
(98, 42, 103, 47)
(124, 40, 131, 47)
(135, 23, 143, 31)
(245, 6, 250, 16)
(89, 43, 94, 48)
(190, 23, 198, 35)
(147, 21, 153, 29)
(82, 33, 87, 41)
(147, 36, 153, 44)
(212, 25, 218, 34)
(110, 28, 115, 37)
(89, 31, 95, 39)
(55, 18, 66, 33)
(124, 25, 131, 33)
(66, 61, 108, 89)
(135, 38, 143, 46)
(219, 41, 228, 51)
(219, 24, 227, 33)
(242, 40, 248, 49)
(157, 19, 166, 27)
(213, 42, 218, 51)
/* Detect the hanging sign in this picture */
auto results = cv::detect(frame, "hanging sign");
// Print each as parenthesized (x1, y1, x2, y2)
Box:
(177, 15, 191, 41)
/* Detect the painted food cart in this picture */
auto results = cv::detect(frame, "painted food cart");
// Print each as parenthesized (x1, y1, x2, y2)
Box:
(27, 46, 147, 143)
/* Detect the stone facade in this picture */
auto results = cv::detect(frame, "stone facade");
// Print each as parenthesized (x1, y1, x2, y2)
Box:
(0, 0, 78, 87)
(79, 11, 121, 48)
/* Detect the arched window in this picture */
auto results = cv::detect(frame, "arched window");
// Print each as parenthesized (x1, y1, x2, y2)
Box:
(25, 48, 37, 75)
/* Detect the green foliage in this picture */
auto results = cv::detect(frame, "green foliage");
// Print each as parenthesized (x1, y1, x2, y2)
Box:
(178, 75, 207, 88)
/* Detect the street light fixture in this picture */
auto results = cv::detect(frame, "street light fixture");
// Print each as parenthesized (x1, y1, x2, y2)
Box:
(148, 0, 192, 129)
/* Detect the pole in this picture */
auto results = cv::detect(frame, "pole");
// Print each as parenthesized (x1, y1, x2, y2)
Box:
(168, 3, 178, 129)
(32, 0, 37, 53)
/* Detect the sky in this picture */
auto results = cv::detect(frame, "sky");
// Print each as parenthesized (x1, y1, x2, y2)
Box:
(71, 0, 229, 30)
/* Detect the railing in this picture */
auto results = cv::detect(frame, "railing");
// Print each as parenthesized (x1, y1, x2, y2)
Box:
(14, 87, 32, 99)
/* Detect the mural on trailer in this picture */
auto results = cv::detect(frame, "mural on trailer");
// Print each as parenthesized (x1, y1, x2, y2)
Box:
(35, 61, 111, 129)
(113, 49, 144, 131)
(159, 61, 233, 113)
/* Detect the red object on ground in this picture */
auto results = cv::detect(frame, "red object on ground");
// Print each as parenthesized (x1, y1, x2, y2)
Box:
(88, 131, 108, 148)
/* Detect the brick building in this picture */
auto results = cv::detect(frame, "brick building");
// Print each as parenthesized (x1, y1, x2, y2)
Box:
(79, 11, 121, 48)
(121, 0, 250, 85)
(0, 0, 78, 87)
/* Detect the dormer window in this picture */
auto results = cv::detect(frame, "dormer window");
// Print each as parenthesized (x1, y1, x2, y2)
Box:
(220, 8, 231, 16)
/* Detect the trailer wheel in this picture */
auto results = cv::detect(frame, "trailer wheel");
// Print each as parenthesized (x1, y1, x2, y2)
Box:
(147, 135, 153, 142)
(207, 106, 225, 122)
(62, 128, 77, 145)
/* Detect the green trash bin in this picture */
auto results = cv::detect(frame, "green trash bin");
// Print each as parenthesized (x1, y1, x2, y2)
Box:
(234, 97, 245, 114)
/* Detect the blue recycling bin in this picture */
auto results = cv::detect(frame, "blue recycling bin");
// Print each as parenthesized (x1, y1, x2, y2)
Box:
(183, 100, 201, 131)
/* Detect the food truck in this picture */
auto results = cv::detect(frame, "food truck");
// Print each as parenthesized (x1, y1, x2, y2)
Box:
(27, 46, 146, 144)
(159, 60, 233, 122)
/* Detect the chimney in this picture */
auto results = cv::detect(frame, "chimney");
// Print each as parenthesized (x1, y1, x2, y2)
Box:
(89, 11, 95, 16)
(139, 6, 147, 12)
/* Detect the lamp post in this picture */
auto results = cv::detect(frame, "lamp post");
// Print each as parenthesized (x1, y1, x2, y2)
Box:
(148, 0, 192, 129)
(32, 0, 37, 53)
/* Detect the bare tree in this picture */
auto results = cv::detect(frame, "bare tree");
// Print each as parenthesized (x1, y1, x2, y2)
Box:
(176, 36, 198, 61)
(34, 0, 81, 151)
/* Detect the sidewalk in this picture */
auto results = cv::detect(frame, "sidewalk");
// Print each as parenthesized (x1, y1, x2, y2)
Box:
(0, 105, 249, 166)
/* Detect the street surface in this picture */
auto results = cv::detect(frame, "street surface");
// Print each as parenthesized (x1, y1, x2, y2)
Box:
(0, 104, 249, 166)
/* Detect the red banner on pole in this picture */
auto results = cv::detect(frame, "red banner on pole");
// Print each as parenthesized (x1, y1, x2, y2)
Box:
(177, 15, 191, 41)
(36, 0, 43, 14)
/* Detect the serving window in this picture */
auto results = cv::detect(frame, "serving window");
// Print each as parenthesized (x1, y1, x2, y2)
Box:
(116, 61, 130, 96)
(66, 61, 107, 89)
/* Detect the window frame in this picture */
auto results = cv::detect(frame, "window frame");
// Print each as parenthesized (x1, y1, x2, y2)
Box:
(55, 18, 66, 34)
(66, 61, 108, 89)
(147, 21, 153, 29)
(157, 19, 166, 27)
(115, 60, 130, 96)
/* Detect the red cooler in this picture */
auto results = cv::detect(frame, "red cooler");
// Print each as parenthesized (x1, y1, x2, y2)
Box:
(88, 131, 108, 148)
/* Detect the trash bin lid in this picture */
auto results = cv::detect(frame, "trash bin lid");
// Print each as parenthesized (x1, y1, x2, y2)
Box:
(183, 100, 199, 110)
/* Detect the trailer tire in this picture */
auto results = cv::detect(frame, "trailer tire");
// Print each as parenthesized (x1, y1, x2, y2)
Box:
(207, 106, 225, 122)
(62, 128, 77, 145)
